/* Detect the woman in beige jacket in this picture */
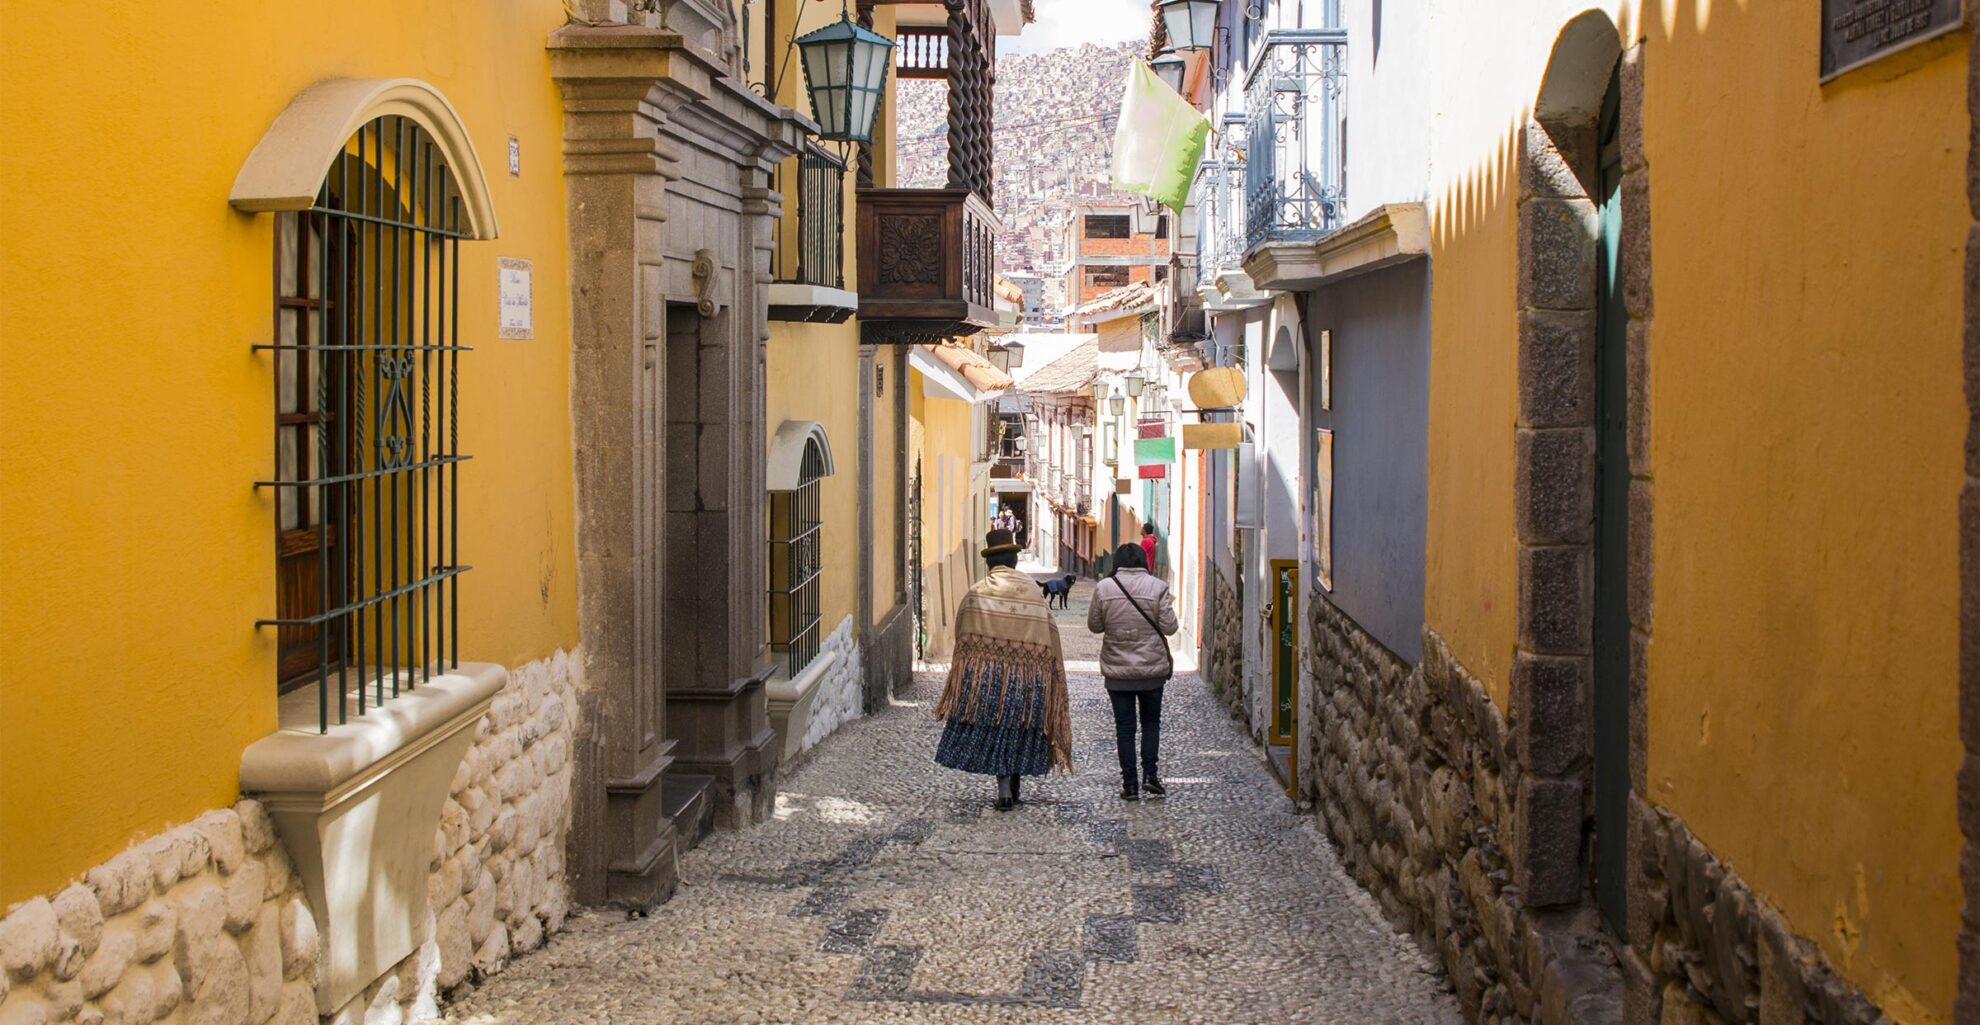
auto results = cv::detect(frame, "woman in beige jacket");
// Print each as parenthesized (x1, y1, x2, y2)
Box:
(1087, 542, 1180, 800)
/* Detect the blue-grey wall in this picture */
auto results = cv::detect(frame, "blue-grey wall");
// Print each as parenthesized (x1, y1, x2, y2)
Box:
(1306, 260, 1430, 662)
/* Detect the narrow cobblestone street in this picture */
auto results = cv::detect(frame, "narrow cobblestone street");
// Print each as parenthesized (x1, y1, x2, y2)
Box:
(444, 583, 1460, 1024)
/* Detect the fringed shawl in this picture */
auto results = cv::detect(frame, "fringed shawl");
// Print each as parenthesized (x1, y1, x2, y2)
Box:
(933, 566, 1075, 772)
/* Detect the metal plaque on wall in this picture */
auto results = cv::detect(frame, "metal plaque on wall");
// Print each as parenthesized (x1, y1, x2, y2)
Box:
(1821, 0, 1964, 80)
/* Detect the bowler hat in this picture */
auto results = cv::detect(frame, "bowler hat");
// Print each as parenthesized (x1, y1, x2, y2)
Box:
(983, 528, 1021, 557)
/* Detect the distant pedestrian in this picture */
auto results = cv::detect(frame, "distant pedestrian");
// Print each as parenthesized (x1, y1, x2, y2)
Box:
(1139, 522, 1158, 575)
(934, 528, 1075, 811)
(1087, 541, 1179, 801)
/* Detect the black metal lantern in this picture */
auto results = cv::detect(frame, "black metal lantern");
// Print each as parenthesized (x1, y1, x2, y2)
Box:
(1004, 339, 1026, 368)
(1151, 49, 1187, 94)
(796, 10, 894, 143)
(1157, 0, 1219, 51)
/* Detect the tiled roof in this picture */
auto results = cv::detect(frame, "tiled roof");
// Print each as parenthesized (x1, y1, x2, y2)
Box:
(994, 277, 1024, 305)
(920, 341, 1013, 393)
(1073, 281, 1157, 319)
(1016, 338, 1098, 396)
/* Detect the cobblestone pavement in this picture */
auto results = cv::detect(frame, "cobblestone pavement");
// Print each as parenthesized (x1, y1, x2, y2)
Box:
(445, 582, 1460, 1025)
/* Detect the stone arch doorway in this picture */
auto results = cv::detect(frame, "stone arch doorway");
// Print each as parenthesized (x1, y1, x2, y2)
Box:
(1510, 9, 1653, 940)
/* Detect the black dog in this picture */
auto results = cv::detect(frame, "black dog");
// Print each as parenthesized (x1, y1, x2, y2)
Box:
(1038, 574, 1077, 609)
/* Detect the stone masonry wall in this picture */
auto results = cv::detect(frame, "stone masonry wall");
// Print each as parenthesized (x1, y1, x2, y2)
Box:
(0, 649, 581, 1025)
(1205, 560, 1247, 730)
(800, 617, 865, 754)
(0, 802, 320, 1025)
(1304, 590, 1899, 1025)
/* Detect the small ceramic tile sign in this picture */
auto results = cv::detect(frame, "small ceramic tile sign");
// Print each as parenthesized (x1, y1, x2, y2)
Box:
(499, 258, 532, 340)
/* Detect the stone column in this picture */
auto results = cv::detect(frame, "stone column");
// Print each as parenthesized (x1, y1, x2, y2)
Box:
(549, 42, 691, 907)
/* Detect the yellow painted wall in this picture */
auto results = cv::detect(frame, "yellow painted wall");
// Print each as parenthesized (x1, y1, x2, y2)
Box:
(910, 376, 982, 657)
(766, 323, 862, 637)
(1420, 2, 1966, 1018)
(1639, 7, 1966, 1019)
(0, 0, 579, 905)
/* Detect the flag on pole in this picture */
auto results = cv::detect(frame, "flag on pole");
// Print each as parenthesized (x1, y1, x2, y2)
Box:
(1109, 58, 1210, 212)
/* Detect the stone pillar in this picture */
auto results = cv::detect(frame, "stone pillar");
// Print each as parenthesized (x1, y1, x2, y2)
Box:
(550, 15, 802, 903)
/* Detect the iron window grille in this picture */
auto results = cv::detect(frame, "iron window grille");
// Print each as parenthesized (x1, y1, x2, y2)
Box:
(772, 140, 847, 289)
(256, 115, 473, 733)
(769, 439, 826, 678)
(1245, 28, 1347, 252)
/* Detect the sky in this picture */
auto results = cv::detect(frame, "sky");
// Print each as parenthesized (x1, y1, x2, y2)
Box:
(997, 0, 1151, 55)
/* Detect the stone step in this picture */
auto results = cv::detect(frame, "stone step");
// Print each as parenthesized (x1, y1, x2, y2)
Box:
(662, 773, 717, 853)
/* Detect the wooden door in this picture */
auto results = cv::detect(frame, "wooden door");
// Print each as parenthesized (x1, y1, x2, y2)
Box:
(1593, 63, 1632, 936)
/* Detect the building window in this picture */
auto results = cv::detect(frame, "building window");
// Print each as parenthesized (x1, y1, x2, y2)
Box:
(1084, 214, 1130, 239)
(1086, 265, 1130, 287)
(1155, 214, 1169, 240)
(770, 438, 826, 676)
(1154, 266, 1168, 283)
(265, 115, 472, 727)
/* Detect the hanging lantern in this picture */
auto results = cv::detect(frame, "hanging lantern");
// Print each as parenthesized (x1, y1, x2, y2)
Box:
(1151, 50, 1187, 94)
(1157, 0, 1219, 51)
(796, 10, 895, 143)
(1109, 392, 1127, 417)
(1091, 378, 1111, 402)
(1004, 339, 1026, 368)
(987, 345, 1012, 373)
(1124, 370, 1147, 397)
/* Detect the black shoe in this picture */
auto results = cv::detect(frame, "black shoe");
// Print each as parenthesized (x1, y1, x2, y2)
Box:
(995, 775, 1016, 812)
(1121, 783, 1140, 802)
(1011, 775, 1023, 805)
(1143, 779, 1166, 798)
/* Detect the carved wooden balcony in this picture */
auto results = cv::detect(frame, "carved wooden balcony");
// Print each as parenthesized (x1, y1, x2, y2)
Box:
(855, 187, 1001, 345)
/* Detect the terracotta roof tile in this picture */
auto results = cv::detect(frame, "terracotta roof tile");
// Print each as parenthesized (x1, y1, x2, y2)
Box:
(1015, 338, 1098, 396)
(920, 341, 1013, 393)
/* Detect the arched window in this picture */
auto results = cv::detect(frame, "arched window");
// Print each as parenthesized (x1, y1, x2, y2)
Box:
(249, 99, 490, 730)
(768, 421, 836, 677)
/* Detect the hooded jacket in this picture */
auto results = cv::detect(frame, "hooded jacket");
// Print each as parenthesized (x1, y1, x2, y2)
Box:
(1086, 567, 1180, 682)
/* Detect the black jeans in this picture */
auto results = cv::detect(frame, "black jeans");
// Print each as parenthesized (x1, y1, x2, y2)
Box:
(1108, 687, 1164, 786)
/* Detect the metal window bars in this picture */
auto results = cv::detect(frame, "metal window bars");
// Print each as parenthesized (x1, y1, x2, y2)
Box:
(1245, 29, 1347, 253)
(769, 439, 826, 678)
(255, 115, 473, 734)
(773, 140, 848, 290)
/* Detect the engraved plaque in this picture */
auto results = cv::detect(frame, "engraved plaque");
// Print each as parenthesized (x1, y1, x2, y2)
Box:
(1821, 0, 1964, 80)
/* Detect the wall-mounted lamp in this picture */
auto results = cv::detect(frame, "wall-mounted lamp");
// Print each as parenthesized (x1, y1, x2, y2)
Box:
(1109, 391, 1127, 417)
(1124, 370, 1146, 398)
(1157, 0, 1220, 51)
(1091, 379, 1111, 402)
(1151, 49, 1187, 93)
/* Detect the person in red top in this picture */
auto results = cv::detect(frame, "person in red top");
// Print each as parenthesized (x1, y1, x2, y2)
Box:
(1139, 523, 1158, 575)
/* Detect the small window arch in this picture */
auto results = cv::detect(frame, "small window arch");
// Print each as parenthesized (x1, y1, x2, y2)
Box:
(768, 422, 836, 677)
(257, 112, 482, 730)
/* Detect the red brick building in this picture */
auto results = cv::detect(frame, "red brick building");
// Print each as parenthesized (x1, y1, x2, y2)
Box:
(1058, 203, 1172, 311)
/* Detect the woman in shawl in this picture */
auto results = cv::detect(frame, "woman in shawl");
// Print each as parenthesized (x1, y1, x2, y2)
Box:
(933, 528, 1075, 811)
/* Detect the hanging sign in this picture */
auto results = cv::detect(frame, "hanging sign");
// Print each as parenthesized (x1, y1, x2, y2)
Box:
(1187, 366, 1244, 409)
(1134, 436, 1176, 465)
(1137, 463, 1167, 480)
(498, 258, 533, 340)
(1183, 422, 1242, 449)
(1137, 419, 1168, 440)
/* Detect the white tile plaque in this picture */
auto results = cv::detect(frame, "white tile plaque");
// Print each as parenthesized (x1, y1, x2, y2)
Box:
(499, 257, 532, 340)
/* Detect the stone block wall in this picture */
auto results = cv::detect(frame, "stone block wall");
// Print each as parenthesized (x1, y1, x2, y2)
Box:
(799, 617, 866, 754)
(1303, 590, 1897, 1025)
(1205, 560, 1247, 730)
(0, 802, 319, 1025)
(0, 649, 581, 1025)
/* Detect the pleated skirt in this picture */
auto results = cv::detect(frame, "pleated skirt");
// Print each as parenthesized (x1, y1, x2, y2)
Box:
(934, 663, 1056, 777)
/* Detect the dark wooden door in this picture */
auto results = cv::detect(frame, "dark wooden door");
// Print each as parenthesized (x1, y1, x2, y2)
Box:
(274, 211, 349, 687)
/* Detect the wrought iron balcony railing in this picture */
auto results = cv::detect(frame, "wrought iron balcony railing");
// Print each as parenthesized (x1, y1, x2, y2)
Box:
(1245, 29, 1347, 253)
(1197, 115, 1250, 281)
(773, 140, 846, 290)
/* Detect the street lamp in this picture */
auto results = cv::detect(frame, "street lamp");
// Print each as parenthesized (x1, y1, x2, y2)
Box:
(986, 345, 1011, 373)
(1014, 435, 1028, 453)
(1109, 391, 1127, 417)
(1157, 0, 1220, 51)
(796, 7, 895, 143)
(1151, 49, 1187, 94)
(1004, 339, 1026, 368)
(1124, 370, 1146, 398)
(1091, 378, 1110, 402)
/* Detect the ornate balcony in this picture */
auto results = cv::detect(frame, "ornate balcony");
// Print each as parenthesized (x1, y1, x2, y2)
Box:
(855, 187, 1001, 345)
(1241, 29, 1348, 292)
(770, 141, 855, 323)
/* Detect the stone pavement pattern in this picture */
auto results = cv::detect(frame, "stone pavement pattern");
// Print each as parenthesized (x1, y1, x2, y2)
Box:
(444, 582, 1461, 1025)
